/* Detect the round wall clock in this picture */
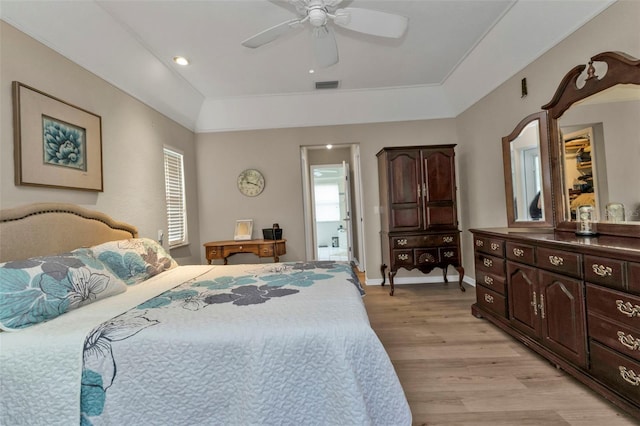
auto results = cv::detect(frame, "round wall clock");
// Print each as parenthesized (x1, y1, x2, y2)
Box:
(237, 168, 265, 197)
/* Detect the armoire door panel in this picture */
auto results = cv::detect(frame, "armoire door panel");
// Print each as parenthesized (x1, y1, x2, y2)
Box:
(390, 208, 422, 230)
(425, 205, 456, 227)
(389, 152, 420, 205)
(422, 150, 454, 202)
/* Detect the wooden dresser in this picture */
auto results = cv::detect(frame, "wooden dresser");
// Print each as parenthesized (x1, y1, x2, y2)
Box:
(377, 145, 464, 295)
(471, 228, 640, 417)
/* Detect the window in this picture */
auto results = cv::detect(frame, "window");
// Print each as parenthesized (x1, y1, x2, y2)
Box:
(314, 183, 341, 222)
(163, 147, 187, 247)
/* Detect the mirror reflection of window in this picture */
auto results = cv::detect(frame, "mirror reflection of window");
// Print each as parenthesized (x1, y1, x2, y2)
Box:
(511, 120, 544, 222)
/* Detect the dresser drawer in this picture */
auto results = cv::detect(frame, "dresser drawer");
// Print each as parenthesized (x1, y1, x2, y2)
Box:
(476, 285, 507, 318)
(589, 313, 640, 362)
(475, 253, 505, 277)
(585, 255, 626, 291)
(474, 236, 505, 257)
(587, 284, 640, 330)
(590, 341, 640, 406)
(506, 242, 535, 265)
(536, 246, 582, 278)
(475, 269, 506, 295)
(629, 262, 640, 295)
(392, 234, 457, 248)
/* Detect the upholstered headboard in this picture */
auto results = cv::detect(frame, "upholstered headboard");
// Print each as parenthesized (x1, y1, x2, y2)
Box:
(0, 203, 138, 262)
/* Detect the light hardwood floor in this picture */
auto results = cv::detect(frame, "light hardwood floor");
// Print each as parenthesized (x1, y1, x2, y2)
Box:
(360, 277, 639, 426)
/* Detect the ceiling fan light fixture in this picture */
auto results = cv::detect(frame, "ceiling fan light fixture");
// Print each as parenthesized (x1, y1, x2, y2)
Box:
(308, 7, 327, 27)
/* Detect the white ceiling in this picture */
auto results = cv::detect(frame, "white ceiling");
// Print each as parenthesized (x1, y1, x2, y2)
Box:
(1, 0, 615, 132)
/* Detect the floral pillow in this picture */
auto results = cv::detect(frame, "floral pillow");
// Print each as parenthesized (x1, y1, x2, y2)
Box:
(90, 238, 178, 286)
(0, 249, 127, 331)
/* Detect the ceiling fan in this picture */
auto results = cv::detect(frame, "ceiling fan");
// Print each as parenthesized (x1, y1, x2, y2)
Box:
(241, 0, 409, 68)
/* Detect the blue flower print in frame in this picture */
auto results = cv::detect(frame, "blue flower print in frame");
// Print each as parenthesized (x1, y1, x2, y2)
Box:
(42, 115, 86, 171)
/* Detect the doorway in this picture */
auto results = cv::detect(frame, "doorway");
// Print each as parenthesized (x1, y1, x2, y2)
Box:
(300, 144, 365, 270)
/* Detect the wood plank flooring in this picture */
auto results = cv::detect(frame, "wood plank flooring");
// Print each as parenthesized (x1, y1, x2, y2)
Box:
(360, 279, 639, 426)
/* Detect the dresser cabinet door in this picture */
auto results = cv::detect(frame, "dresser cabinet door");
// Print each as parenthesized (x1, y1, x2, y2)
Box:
(508, 261, 540, 338)
(539, 270, 587, 367)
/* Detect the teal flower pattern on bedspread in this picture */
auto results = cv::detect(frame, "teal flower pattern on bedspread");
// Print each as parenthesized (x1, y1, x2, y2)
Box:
(0, 249, 127, 330)
(79, 261, 362, 424)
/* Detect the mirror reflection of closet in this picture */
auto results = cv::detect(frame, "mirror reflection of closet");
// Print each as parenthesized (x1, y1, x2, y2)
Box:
(502, 111, 553, 228)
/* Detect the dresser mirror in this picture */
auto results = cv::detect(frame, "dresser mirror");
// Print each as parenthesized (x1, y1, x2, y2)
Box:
(542, 51, 640, 237)
(502, 111, 553, 228)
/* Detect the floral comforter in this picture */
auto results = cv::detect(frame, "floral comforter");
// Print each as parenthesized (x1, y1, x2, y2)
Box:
(3, 261, 411, 426)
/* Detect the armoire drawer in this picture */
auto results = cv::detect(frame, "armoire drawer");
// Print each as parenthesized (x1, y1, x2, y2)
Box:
(590, 341, 640, 406)
(536, 246, 582, 278)
(476, 285, 507, 318)
(391, 249, 414, 267)
(474, 237, 505, 257)
(475, 269, 506, 295)
(506, 241, 535, 265)
(589, 313, 640, 362)
(392, 234, 457, 249)
(585, 255, 626, 291)
(475, 253, 505, 277)
(587, 284, 640, 330)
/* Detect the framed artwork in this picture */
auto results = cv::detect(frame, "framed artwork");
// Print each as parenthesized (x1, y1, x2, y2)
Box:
(12, 81, 103, 191)
(234, 219, 253, 241)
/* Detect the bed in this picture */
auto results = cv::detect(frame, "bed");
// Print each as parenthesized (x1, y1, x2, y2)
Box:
(0, 203, 411, 426)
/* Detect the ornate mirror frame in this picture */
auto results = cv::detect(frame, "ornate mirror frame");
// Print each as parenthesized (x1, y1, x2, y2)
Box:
(502, 111, 553, 228)
(542, 51, 640, 238)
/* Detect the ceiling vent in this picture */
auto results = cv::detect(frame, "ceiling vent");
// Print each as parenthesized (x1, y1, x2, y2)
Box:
(315, 80, 340, 90)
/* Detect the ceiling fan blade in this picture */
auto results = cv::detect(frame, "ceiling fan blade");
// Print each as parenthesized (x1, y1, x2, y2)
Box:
(242, 18, 301, 48)
(312, 26, 338, 68)
(333, 7, 408, 38)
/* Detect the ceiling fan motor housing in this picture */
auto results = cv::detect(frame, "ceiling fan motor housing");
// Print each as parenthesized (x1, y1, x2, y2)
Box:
(308, 6, 328, 27)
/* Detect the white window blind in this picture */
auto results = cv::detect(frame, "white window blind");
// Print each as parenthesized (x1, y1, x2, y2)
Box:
(163, 147, 187, 247)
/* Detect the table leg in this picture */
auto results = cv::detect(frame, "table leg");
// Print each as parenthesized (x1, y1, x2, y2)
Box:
(274, 255, 279, 262)
(388, 270, 396, 296)
(456, 265, 465, 292)
(224, 257, 228, 265)
(380, 263, 387, 286)
(442, 264, 449, 283)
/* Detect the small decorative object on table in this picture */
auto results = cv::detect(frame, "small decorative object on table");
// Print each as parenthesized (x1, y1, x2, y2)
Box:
(605, 202, 625, 223)
(262, 223, 283, 240)
(234, 219, 253, 241)
(576, 205, 598, 236)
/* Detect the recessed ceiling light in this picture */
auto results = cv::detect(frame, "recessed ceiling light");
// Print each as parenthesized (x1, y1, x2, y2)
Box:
(173, 56, 189, 66)
(309, 69, 315, 74)
(326, 144, 333, 150)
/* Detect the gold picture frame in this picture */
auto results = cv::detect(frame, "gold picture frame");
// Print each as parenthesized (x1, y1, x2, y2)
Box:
(12, 81, 103, 191)
(234, 219, 253, 241)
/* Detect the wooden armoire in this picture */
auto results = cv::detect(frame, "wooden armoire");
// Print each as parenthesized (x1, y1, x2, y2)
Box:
(377, 144, 464, 295)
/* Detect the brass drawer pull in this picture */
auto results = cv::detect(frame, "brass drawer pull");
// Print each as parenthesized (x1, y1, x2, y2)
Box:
(593, 264, 613, 277)
(548, 255, 564, 266)
(443, 236, 454, 243)
(619, 366, 640, 386)
(531, 291, 538, 316)
(484, 276, 494, 286)
(211, 250, 217, 254)
(491, 243, 500, 251)
(484, 293, 494, 304)
(483, 258, 493, 268)
(397, 254, 409, 261)
(540, 294, 545, 319)
(476, 239, 484, 247)
(443, 251, 454, 258)
(513, 248, 524, 257)
(616, 300, 640, 317)
(617, 331, 640, 351)
(397, 239, 408, 246)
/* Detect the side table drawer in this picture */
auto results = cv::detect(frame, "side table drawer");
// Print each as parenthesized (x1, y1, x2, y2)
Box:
(506, 242, 535, 265)
(536, 246, 582, 279)
(476, 285, 507, 318)
(590, 341, 640, 406)
(475, 253, 505, 277)
(585, 255, 626, 291)
(475, 269, 506, 295)
(206, 246, 224, 259)
(258, 244, 274, 257)
(474, 236, 505, 257)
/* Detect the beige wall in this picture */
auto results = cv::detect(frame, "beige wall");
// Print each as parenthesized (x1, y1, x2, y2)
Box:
(455, 0, 640, 277)
(0, 21, 201, 264)
(195, 119, 459, 279)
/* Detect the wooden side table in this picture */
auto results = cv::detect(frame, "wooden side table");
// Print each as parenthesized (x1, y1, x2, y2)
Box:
(204, 239, 286, 264)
